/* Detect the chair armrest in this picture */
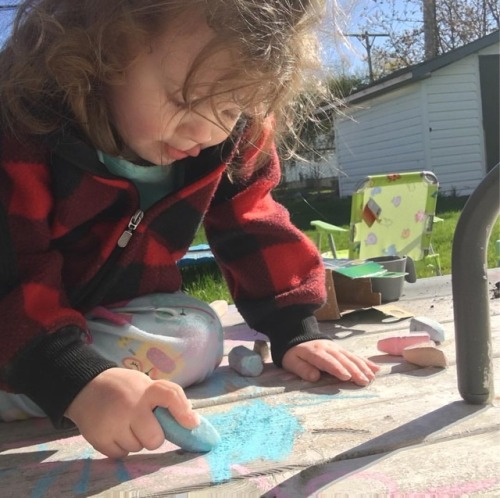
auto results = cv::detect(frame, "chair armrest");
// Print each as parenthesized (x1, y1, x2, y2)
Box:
(310, 220, 348, 233)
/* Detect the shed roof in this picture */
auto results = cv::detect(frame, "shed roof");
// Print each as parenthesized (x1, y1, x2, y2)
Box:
(345, 30, 499, 105)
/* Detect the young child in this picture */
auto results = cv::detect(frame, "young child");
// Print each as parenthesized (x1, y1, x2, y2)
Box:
(0, 0, 379, 459)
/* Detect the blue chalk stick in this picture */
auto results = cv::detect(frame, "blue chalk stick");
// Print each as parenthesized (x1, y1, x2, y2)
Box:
(228, 345, 264, 376)
(153, 407, 221, 453)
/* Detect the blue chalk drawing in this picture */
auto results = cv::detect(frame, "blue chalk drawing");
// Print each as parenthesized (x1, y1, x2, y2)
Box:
(73, 458, 92, 495)
(0, 468, 15, 480)
(115, 459, 131, 483)
(32, 462, 73, 498)
(205, 399, 303, 483)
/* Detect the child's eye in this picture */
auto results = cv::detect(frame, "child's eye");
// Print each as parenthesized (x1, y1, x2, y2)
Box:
(222, 108, 241, 121)
(171, 99, 187, 109)
(167, 92, 188, 109)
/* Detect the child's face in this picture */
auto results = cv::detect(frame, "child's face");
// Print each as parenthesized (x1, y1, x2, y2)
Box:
(107, 19, 243, 165)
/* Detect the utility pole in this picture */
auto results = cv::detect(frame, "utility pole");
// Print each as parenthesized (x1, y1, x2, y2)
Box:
(423, 0, 438, 59)
(346, 32, 390, 83)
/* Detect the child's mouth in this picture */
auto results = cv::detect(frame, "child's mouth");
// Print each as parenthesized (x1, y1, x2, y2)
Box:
(164, 144, 200, 161)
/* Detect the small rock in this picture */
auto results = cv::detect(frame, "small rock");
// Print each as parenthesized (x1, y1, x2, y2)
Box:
(228, 345, 264, 377)
(253, 340, 270, 361)
(409, 316, 446, 342)
(209, 300, 229, 318)
(402, 343, 448, 368)
(377, 334, 431, 356)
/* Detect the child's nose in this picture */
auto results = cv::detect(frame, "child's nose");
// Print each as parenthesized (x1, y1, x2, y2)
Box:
(179, 111, 215, 145)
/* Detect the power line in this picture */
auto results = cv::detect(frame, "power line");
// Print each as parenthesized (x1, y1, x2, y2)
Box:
(345, 32, 390, 83)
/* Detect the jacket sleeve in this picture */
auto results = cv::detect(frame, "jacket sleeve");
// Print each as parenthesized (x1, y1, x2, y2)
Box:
(204, 139, 330, 367)
(0, 136, 116, 427)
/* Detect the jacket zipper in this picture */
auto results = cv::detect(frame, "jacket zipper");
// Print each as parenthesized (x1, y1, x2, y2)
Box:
(70, 209, 144, 311)
(117, 209, 144, 248)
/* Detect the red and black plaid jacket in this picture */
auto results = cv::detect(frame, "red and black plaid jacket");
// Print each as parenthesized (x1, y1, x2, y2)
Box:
(0, 128, 327, 427)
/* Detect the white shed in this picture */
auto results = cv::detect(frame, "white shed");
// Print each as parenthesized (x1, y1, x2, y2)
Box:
(335, 31, 499, 197)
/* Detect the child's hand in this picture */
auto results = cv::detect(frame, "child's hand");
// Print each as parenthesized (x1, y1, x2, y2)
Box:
(65, 368, 199, 459)
(282, 339, 380, 386)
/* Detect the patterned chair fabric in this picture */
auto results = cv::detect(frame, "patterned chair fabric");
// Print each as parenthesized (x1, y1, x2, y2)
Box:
(311, 171, 442, 275)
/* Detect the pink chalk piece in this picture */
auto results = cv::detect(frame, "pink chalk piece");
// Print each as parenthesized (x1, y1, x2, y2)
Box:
(402, 343, 448, 368)
(377, 334, 431, 356)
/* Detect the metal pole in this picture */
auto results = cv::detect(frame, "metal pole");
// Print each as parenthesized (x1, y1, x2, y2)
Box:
(452, 164, 499, 404)
(363, 32, 374, 83)
(345, 33, 389, 84)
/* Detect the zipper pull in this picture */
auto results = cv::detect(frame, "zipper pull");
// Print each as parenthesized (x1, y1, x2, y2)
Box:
(117, 209, 144, 248)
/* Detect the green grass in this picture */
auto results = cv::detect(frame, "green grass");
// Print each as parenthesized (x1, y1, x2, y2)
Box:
(180, 261, 227, 302)
(181, 192, 500, 303)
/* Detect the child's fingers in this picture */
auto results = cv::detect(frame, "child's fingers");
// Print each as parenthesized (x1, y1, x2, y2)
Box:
(319, 348, 376, 386)
(131, 408, 166, 451)
(146, 380, 200, 428)
(284, 346, 352, 382)
(343, 350, 380, 377)
(302, 348, 356, 383)
(283, 340, 381, 386)
(287, 342, 378, 386)
(97, 440, 130, 460)
(114, 429, 144, 454)
(354, 354, 380, 372)
(129, 380, 201, 451)
(284, 354, 322, 382)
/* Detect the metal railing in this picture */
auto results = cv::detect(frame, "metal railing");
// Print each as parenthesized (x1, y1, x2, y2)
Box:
(452, 164, 499, 404)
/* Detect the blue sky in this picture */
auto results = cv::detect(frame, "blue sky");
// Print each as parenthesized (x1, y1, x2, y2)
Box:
(0, 2, 16, 45)
(0, 1, 414, 76)
(321, 0, 415, 74)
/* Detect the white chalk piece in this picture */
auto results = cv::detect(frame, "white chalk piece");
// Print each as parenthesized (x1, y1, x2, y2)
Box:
(154, 407, 221, 453)
(402, 343, 448, 368)
(228, 345, 264, 377)
(409, 316, 446, 342)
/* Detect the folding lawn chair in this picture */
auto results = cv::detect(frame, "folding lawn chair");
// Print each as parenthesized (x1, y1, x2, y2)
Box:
(311, 171, 442, 275)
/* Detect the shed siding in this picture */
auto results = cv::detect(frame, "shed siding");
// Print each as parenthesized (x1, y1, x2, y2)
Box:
(426, 56, 485, 194)
(336, 85, 426, 196)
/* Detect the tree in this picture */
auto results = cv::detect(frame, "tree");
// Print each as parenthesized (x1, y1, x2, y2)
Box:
(284, 74, 363, 163)
(279, 73, 363, 190)
(358, 0, 499, 77)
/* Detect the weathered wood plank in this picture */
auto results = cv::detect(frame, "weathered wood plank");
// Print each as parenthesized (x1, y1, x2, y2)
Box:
(0, 272, 499, 497)
(193, 431, 500, 497)
(260, 432, 500, 497)
(1, 357, 498, 497)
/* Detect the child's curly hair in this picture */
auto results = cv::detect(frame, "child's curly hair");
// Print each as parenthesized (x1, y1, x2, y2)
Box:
(0, 0, 327, 167)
